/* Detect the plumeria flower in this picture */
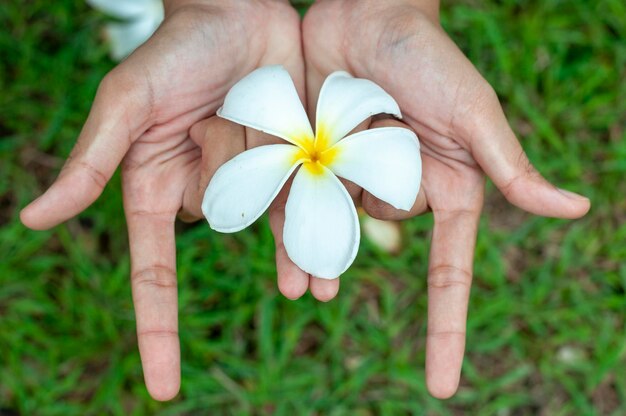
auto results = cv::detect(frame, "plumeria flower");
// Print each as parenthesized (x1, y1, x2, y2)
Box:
(202, 66, 422, 279)
(87, 0, 164, 61)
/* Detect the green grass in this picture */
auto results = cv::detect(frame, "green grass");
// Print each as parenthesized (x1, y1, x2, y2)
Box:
(1, 0, 625, 414)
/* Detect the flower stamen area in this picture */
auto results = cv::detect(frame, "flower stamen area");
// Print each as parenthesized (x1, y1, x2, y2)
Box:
(296, 129, 339, 175)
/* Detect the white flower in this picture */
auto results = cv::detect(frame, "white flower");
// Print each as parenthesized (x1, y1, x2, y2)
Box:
(87, 0, 164, 61)
(203, 66, 422, 279)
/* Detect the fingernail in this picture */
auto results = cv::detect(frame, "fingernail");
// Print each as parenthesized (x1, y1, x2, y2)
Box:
(557, 188, 589, 201)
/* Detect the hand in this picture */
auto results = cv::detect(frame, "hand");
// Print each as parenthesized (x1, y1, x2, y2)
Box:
(20, 0, 303, 401)
(301, 0, 590, 398)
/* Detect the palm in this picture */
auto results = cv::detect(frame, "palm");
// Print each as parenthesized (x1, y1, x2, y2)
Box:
(303, 0, 589, 398)
(346, 10, 488, 218)
(21, 1, 303, 401)
(304, 1, 485, 209)
(123, 3, 302, 219)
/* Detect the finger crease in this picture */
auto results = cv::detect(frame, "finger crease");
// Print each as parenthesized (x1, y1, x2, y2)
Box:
(428, 330, 466, 339)
(127, 209, 176, 221)
(499, 155, 540, 199)
(432, 207, 477, 219)
(428, 265, 472, 289)
(138, 328, 179, 338)
(132, 265, 177, 289)
(76, 161, 108, 190)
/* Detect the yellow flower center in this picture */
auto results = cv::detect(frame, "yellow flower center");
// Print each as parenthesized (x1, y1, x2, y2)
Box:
(294, 126, 339, 175)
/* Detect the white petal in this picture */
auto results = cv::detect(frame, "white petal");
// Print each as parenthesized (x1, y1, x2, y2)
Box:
(283, 166, 360, 279)
(217, 66, 314, 149)
(327, 127, 421, 211)
(104, 16, 160, 61)
(203, 144, 304, 233)
(315, 71, 401, 148)
(87, 0, 155, 19)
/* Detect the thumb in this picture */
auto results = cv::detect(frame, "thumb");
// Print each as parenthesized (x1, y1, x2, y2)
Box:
(20, 68, 152, 230)
(464, 88, 590, 219)
(181, 116, 245, 220)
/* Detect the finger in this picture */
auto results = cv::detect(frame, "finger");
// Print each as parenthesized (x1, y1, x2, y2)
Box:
(363, 187, 428, 220)
(302, 136, 365, 301)
(357, 16, 589, 220)
(466, 90, 590, 219)
(125, 206, 180, 401)
(260, 8, 307, 106)
(186, 117, 310, 299)
(359, 118, 429, 220)
(425, 207, 480, 399)
(181, 117, 246, 220)
(269, 184, 309, 300)
(291, 119, 372, 298)
(309, 276, 340, 302)
(20, 68, 150, 230)
(187, 118, 310, 301)
(257, 52, 313, 299)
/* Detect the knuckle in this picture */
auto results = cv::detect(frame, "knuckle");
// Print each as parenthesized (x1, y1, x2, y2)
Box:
(99, 68, 128, 96)
(77, 160, 108, 191)
(132, 265, 178, 290)
(432, 207, 478, 223)
(452, 78, 499, 134)
(138, 328, 179, 338)
(427, 265, 472, 290)
(99, 67, 151, 122)
(499, 152, 541, 199)
(473, 82, 499, 110)
(127, 209, 176, 222)
(100, 67, 137, 93)
(460, 84, 498, 127)
(427, 329, 466, 339)
(362, 193, 394, 219)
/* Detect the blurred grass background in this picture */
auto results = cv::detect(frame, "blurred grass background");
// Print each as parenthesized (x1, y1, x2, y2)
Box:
(1, 0, 625, 414)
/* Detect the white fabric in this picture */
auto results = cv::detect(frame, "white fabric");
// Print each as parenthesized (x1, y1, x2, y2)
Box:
(283, 166, 360, 279)
(218, 66, 314, 148)
(328, 127, 421, 211)
(315, 71, 401, 147)
(202, 145, 304, 232)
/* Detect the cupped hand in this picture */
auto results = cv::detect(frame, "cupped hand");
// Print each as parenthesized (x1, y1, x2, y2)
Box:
(20, 0, 303, 401)
(302, 0, 590, 398)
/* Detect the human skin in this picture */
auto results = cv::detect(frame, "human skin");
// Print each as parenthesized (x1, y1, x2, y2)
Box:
(20, 0, 306, 401)
(20, 0, 590, 402)
(299, 0, 590, 398)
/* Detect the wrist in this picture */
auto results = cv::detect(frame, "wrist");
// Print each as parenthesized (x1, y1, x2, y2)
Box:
(357, 0, 439, 21)
(401, 0, 440, 21)
(164, 0, 292, 14)
(162, 0, 204, 14)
